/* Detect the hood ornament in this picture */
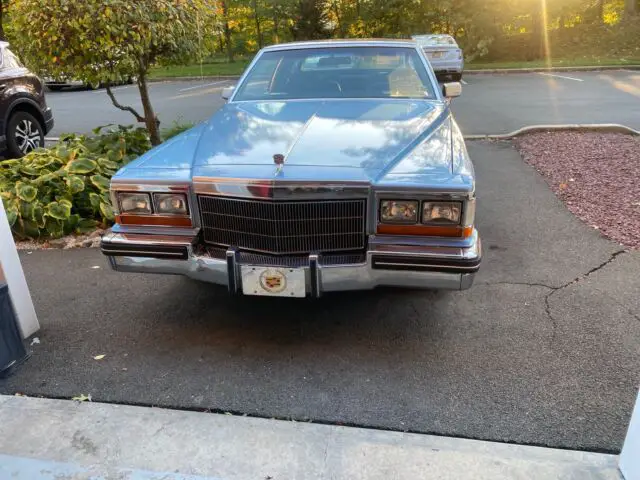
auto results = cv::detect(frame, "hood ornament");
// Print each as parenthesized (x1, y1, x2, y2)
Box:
(273, 153, 285, 176)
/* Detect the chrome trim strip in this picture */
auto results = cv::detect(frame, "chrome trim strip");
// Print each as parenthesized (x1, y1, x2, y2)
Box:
(101, 249, 186, 258)
(371, 261, 479, 271)
(226, 248, 239, 294)
(192, 178, 370, 200)
(309, 253, 321, 298)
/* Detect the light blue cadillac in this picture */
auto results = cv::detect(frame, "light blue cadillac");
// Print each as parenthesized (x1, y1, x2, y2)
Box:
(101, 39, 481, 298)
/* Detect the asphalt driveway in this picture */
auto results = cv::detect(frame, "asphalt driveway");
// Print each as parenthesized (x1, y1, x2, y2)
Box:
(45, 70, 640, 137)
(2, 141, 638, 453)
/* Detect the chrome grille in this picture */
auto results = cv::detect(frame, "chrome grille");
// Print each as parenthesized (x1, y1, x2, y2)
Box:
(198, 196, 366, 255)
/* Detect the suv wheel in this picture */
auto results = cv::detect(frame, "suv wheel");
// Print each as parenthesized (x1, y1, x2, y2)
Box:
(6, 111, 44, 158)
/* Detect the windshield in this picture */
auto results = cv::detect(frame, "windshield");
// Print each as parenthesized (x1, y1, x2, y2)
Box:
(233, 46, 436, 101)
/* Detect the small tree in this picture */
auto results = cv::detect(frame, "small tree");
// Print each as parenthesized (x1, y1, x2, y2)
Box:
(11, 0, 208, 145)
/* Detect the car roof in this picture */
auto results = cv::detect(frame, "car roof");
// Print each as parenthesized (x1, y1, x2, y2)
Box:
(262, 39, 417, 52)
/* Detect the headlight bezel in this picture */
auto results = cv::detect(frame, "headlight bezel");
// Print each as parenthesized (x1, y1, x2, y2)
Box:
(421, 201, 462, 225)
(153, 193, 190, 216)
(379, 199, 420, 224)
(379, 199, 464, 226)
(117, 192, 153, 215)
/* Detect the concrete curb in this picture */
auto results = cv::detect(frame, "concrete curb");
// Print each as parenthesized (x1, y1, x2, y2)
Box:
(147, 75, 241, 83)
(144, 65, 640, 82)
(466, 65, 640, 74)
(464, 123, 640, 140)
(0, 395, 622, 480)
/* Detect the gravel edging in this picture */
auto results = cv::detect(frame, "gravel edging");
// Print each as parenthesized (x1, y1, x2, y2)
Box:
(514, 131, 640, 249)
(15, 229, 106, 251)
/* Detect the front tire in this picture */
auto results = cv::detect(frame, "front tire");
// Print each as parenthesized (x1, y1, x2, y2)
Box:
(451, 73, 463, 82)
(6, 111, 45, 158)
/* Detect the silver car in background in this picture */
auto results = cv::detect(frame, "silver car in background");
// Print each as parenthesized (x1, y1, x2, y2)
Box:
(412, 34, 464, 81)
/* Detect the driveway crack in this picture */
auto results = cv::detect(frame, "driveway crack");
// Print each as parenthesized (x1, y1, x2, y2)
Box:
(481, 249, 627, 344)
(542, 249, 626, 344)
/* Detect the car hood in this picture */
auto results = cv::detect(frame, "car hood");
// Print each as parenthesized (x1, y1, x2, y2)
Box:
(115, 99, 470, 189)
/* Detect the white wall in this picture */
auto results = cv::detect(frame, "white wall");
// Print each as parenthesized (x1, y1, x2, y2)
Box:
(620, 390, 640, 480)
(0, 200, 39, 338)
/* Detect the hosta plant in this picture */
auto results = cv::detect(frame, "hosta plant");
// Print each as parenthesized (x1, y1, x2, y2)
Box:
(0, 125, 152, 239)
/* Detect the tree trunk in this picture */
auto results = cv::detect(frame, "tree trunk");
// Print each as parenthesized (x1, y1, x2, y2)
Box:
(221, 0, 234, 62)
(625, 0, 638, 17)
(0, 1, 5, 41)
(272, 6, 279, 44)
(332, 1, 344, 37)
(596, 0, 604, 23)
(137, 72, 161, 146)
(252, 0, 263, 48)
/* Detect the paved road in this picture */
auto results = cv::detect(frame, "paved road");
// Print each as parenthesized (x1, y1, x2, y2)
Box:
(45, 70, 640, 137)
(2, 141, 638, 453)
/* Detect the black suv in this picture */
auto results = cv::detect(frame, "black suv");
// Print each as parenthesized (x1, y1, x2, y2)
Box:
(0, 42, 54, 158)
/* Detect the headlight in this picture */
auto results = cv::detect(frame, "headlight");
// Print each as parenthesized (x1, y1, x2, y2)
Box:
(118, 193, 152, 214)
(155, 193, 188, 215)
(422, 201, 461, 224)
(380, 200, 418, 224)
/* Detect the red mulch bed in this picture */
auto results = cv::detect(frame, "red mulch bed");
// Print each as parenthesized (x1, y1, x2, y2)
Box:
(514, 132, 640, 249)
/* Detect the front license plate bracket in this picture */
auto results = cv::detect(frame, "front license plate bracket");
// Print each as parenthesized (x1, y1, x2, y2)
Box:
(240, 265, 306, 297)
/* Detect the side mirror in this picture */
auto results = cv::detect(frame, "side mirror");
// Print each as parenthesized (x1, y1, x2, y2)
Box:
(221, 85, 235, 101)
(443, 82, 462, 99)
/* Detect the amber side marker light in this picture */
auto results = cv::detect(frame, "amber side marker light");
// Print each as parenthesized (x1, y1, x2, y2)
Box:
(377, 224, 473, 238)
(116, 215, 193, 228)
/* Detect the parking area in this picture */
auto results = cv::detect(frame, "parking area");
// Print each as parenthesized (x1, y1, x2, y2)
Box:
(45, 70, 640, 137)
(2, 140, 638, 453)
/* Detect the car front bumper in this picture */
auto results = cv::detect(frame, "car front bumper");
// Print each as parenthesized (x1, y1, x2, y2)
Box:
(101, 229, 481, 295)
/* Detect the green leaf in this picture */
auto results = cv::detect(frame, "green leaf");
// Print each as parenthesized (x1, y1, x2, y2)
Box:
(58, 198, 73, 208)
(22, 219, 41, 238)
(76, 218, 99, 233)
(33, 205, 46, 228)
(19, 200, 35, 220)
(97, 157, 120, 170)
(46, 201, 72, 220)
(67, 158, 97, 174)
(90, 174, 110, 192)
(45, 218, 64, 238)
(66, 175, 85, 193)
(99, 202, 115, 221)
(15, 181, 38, 202)
(89, 193, 101, 209)
(19, 165, 40, 176)
(5, 208, 18, 227)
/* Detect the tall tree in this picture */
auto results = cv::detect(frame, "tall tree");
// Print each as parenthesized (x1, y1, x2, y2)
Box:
(12, 0, 208, 145)
(221, 0, 234, 61)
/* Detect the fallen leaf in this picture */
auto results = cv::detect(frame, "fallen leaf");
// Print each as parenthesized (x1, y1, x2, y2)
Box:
(93, 354, 106, 360)
(72, 394, 92, 402)
(91, 266, 101, 269)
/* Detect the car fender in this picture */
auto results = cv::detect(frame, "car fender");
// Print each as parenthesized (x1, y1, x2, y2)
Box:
(3, 95, 44, 129)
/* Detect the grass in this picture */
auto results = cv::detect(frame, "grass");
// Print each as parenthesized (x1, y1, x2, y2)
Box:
(148, 54, 640, 80)
(149, 57, 251, 78)
(467, 57, 640, 70)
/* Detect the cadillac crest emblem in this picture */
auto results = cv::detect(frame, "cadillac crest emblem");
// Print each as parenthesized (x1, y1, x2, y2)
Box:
(259, 269, 287, 294)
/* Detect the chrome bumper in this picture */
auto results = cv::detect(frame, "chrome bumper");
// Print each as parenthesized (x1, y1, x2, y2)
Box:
(101, 230, 481, 295)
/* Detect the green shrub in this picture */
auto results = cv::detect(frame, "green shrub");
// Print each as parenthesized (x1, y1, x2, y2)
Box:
(0, 125, 152, 240)
(161, 120, 195, 141)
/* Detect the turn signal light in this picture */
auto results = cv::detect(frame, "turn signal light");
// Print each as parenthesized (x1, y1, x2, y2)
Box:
(116, 215, 193, 228)
(377, 224, 473, 238)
